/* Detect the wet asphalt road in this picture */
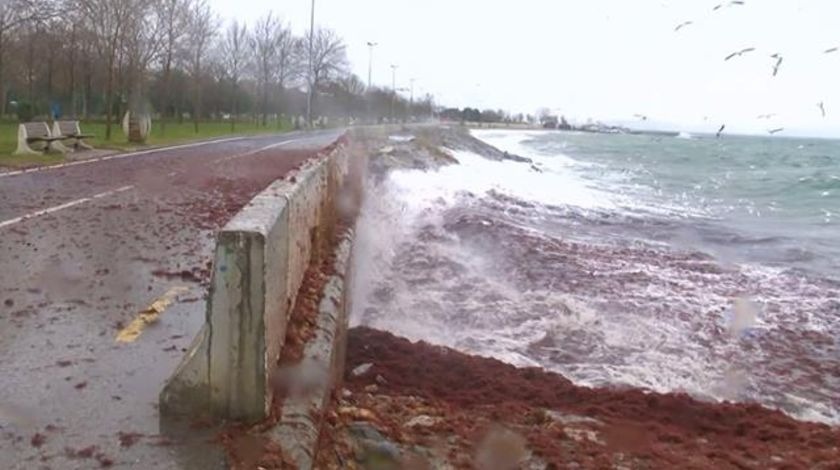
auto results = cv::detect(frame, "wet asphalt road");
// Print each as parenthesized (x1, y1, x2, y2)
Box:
(0, 129, 344, 469)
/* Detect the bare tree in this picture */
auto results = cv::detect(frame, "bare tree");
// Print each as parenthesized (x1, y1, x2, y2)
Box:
(78, 0, 141, 140)
(0, 0, 55, 116)
(307, 28, 348, 117)
(274, 23, 295, 126)
(184, 0, 216, 133)
(220, 19, 248, 131)
(158, 0, 191, 134)
(250, 12, 288, 126)
(123, 1, 164, 118)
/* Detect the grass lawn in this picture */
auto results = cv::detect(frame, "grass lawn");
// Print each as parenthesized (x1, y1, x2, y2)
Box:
(0, 119, 293, 168)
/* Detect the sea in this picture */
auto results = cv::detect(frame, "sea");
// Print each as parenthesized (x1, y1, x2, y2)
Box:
(350, 128, 840, 425)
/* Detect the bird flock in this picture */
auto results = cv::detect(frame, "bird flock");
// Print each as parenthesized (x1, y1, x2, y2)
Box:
(667, 0, 834, 137)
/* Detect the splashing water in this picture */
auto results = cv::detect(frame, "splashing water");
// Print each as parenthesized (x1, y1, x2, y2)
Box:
(351, 130, 840, 425)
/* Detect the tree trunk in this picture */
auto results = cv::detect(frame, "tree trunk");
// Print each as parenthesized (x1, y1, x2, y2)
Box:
(193, 61, 200, 134)
(105, 51, 115, 141)
(83, 55, 91, 119)
(26, 30, 34, 102)
(161, 52, 171, 135)
(231, 81, 237, 132)
(260, 80, 267, 127)
(0, 32, 6, 118)
(68, 26, 76, 117)
(46, 44, 54, 119)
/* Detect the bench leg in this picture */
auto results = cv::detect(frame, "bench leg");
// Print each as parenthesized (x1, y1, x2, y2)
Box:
(46, 141, 68, 155)
(50, 140, 70, 154)
(14, 139, 44, 156)
(76, 139, 94, 151)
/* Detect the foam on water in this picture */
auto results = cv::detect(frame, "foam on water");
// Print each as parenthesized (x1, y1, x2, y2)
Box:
(351, 130, 840, 426)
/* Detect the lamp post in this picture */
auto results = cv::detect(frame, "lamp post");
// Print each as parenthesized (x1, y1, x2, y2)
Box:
(390, 64, 398, 122)
(366, 42, 378, 89)
(409, 78, 416, 120)
(306, 0, 315, 128)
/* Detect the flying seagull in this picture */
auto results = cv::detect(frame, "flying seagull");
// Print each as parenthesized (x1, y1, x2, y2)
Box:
(674, 21, 693, 32)
(757, 113, 776, 119)
(634, 114, 649, 121)
(770, 53, 783, 76)
(714, 1, 745, 11)
(716, 124, 726, 138)
(725, 47, 755, 61)
(768, 128, 784, 135)
(818, 101, 826, 118)
(825, 47, 839, 54)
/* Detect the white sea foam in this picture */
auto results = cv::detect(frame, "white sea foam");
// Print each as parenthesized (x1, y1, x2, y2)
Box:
(351, 130, 840, 427)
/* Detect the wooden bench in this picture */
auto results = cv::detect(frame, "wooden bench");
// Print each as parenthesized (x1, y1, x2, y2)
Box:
(52, 120, 95, 150)
(14, 122, 67, 155)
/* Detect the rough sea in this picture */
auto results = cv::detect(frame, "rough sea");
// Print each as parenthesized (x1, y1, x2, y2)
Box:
(351, 128, 840, 425)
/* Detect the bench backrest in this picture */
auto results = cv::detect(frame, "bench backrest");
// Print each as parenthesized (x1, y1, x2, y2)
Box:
(54, 120, 81, 137)
(22, 122, 51, 138)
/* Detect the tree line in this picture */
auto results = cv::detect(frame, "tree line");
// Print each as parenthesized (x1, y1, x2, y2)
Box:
(0, 0, 435, 140)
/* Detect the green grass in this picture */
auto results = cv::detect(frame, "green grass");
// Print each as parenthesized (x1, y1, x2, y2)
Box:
(0, 119, 293, 168)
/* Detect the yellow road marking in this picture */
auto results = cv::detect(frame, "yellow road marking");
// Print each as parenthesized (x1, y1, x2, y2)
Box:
(116, 286, 189, 343)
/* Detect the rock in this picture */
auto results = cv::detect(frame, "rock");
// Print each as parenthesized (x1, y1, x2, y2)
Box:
(405, 415, 440, 428)
(475, 426, 528, 470)
(348, 422, 385, 441)
(341, 388, 353, 399)
(352, 363, 373, 377)
(349, 423, 402, 468)
(364, 384, 379, 393)
(339, 407, 377, 421)
(379, 146, 395, 155)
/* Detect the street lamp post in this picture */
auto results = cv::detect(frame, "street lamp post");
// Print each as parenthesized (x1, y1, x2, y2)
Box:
(390, 64, 398, 122)
(409, 78, 416, 120)
(366, 42, 378, 89)
(306, 0, 315, 129)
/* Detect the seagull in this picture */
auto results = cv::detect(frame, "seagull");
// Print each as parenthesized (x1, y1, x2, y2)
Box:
(714, 1, 745, 11)
(771, 53, 783, 76)
(818, 101, 826, 118)
(716, 124, 726, 138)
(824, 47, 838, 54)
(725, 47, 755, 61)
(674, 21, 693, 32)
(634, 114, 649, 121)
(757, 113, 776, 119)
(768, 128, 784, 135)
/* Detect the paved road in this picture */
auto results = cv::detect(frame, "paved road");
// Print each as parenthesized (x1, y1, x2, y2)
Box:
(0, 129, 344, 469)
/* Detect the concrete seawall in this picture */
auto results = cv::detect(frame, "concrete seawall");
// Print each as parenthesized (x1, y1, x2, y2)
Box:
(159, 132, 363, 424)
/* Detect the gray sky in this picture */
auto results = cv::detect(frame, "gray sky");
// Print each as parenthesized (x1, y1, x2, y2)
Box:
(211, 0, 840, 136)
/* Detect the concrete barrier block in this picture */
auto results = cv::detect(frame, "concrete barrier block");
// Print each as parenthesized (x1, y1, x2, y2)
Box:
(285, 160, 329, 302)
(161, 181, 291, 422)
(160, 138, 354, 424)
(210, 184, 293, 422)
(158, 325, 211, 416)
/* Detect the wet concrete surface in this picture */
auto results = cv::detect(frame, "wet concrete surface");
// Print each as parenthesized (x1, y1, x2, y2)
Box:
(0, 130, 343, 469)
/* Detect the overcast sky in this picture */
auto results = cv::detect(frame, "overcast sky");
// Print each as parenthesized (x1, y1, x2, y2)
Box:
(210, 0, 840, 136)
